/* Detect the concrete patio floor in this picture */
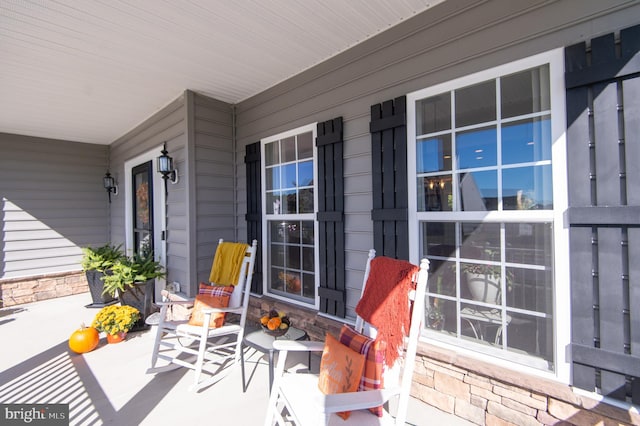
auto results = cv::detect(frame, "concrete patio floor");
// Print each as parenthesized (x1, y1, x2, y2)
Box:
(0, 293, 474, 425)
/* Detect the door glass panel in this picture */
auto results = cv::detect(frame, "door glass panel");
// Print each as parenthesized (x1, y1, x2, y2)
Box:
(132, 161, 153, 257)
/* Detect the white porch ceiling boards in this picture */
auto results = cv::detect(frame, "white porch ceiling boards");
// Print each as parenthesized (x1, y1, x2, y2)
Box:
(0, 0, 443, 144)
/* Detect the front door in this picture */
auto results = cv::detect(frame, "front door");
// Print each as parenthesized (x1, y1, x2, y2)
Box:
(132, 161, 154, 257)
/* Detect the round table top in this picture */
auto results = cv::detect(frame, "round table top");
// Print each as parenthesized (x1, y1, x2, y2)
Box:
(243, 326, 308, 351)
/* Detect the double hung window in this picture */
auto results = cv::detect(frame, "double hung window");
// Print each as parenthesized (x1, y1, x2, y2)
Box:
(262, 124, 318, 306)
(408, 50, 567, 373)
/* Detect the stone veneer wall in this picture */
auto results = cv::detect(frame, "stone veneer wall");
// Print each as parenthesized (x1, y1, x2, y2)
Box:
(248, 296, 638, 426)
(0, 271, 88, 307)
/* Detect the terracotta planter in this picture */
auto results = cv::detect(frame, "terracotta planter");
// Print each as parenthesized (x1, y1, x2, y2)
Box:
(106, 332, 127, 344)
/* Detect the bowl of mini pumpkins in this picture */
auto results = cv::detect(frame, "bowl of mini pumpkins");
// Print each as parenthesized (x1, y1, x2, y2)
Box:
(260, 309, 291, 337)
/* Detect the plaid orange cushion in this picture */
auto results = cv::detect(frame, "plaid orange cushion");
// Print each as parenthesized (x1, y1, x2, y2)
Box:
(199, 282, 234, 298)
(338, 324, 386, 417)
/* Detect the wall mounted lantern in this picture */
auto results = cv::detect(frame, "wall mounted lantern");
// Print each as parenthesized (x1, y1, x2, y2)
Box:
(157, 142, 178, 184)
(103, 171, 118, 203)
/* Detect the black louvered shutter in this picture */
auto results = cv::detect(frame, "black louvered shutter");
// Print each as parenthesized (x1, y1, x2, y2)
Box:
(245, 142, 263, 294)
(370, 96, 409, 260)
(566, 24, 640, 404)
(317, 118, 346, 317)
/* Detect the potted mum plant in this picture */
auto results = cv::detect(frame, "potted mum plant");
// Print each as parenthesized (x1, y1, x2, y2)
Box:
(462, 248, 513, 304)
(101, 251, 165, 326)
(92, 305, 141, 343)
(81, 244, 125, 307)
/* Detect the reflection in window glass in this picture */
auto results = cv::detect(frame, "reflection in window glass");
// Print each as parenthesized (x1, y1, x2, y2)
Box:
(282, 136, 296, 163)
(417, 94, 451, 135)
(505, 223, 552, 266)
(455, 80, 496, 127)
(417, 136, 452, 173)
(417, 175, 453, 212)
(265, 142, 279, 166)
(460, 223, 500, 260)
(502, 117, 551, 165)
(456, 127, 497, 169)
(298, 161, 313, 186)
(502, 165, 553, 210)
(459, 171, 497, 211)
(501, 65, 550, 118)
(298, 132, 314, 159)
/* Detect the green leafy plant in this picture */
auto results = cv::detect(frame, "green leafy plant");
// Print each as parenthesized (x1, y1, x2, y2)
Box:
(101, 252, 165, 297)
(81, 244, 125, 272)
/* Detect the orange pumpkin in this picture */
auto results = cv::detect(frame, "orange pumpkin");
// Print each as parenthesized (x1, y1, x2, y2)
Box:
(267, 317, 281, 330)
(69, 324, 100, 354)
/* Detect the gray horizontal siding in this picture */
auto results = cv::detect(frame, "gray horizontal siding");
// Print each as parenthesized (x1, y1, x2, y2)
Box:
(234, 0, 640, 318)
(0, 133, 108, 279)
(109, 93, 188, 289)
(191, 92, 235, 292)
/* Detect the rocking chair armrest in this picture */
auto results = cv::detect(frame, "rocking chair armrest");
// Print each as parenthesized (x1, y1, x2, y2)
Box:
(154, 299, 195, 306)
(315, 387, 401, 414)
(273, 340, 325, 352)
(201, 306, 243, 315)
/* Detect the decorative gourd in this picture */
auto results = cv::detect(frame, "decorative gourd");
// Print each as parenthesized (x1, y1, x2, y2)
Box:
(68, 324, 100, 354)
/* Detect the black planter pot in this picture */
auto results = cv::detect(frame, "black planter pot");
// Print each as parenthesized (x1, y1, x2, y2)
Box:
(85, 270, 117, 308)
(118, 279, 156, 331)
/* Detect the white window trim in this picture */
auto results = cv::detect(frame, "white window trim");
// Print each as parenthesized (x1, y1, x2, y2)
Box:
(260, 123, 319, 310)
(124, 147, 167, 300)
(407, 48, 570, 383)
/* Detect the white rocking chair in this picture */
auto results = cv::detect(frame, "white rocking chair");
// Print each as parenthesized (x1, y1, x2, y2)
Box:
(265, 249, 429, 425)
(147, 239, 257, 392)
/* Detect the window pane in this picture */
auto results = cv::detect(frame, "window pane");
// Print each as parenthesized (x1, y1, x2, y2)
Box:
(505, 222, 552, 267)
(282, 164, 296, 188)
(417, 135, 452, 173)
(266, 166, 280, 191)
(460, 171, 498, 211)
(283, 191, 297, 214)
(282, 136, 296, 163)
(428, 260, 456, 297)
(506, 313, 553, 365)
(426, 296, 456, 335)
(502, 117, 551, 165)
(501, 64, 550, 118)
(298, 160, 313, 186)
(298, 188, 314, 213)
(301, 221, 314, 245)
(502, 165, 553, 210)
(265, 142, 279, 166)
(267, 192, 282, 214)
(457, 127, 497, 169)
(303, 247, 314, 271)
(455, 80, 496, 127)
(460, 302, 506, 346)
(417, 175, 453, 212)
(284, 221, 300, 243)
(416, 94, 451, 134)
(271, 268, 284, 291)
(507, 267, 553, 314)
(286, 245, 301, 269)
(303, 273, 315, 299)
(270, 243, 284, 267)
(298, 132, 313, 159)
(460, 223, 500, 260)
(422, 222, 456, 258)
(270, 221, 285, 243)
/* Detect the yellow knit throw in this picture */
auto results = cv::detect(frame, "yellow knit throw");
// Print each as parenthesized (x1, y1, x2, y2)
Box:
(209, 242, 249, 286)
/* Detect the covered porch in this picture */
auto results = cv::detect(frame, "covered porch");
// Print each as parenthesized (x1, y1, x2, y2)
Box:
(0, 293, 471, 425)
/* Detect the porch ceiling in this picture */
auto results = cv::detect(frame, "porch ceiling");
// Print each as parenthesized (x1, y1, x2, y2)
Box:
(0, 0, 443, 145)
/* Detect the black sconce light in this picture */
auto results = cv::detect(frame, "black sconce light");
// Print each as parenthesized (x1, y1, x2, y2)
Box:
(103, 171, 118, 203)
(157, 142, 178, 184)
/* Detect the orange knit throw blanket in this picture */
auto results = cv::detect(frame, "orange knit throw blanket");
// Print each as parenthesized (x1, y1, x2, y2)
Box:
(355, 256, 418, 367)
